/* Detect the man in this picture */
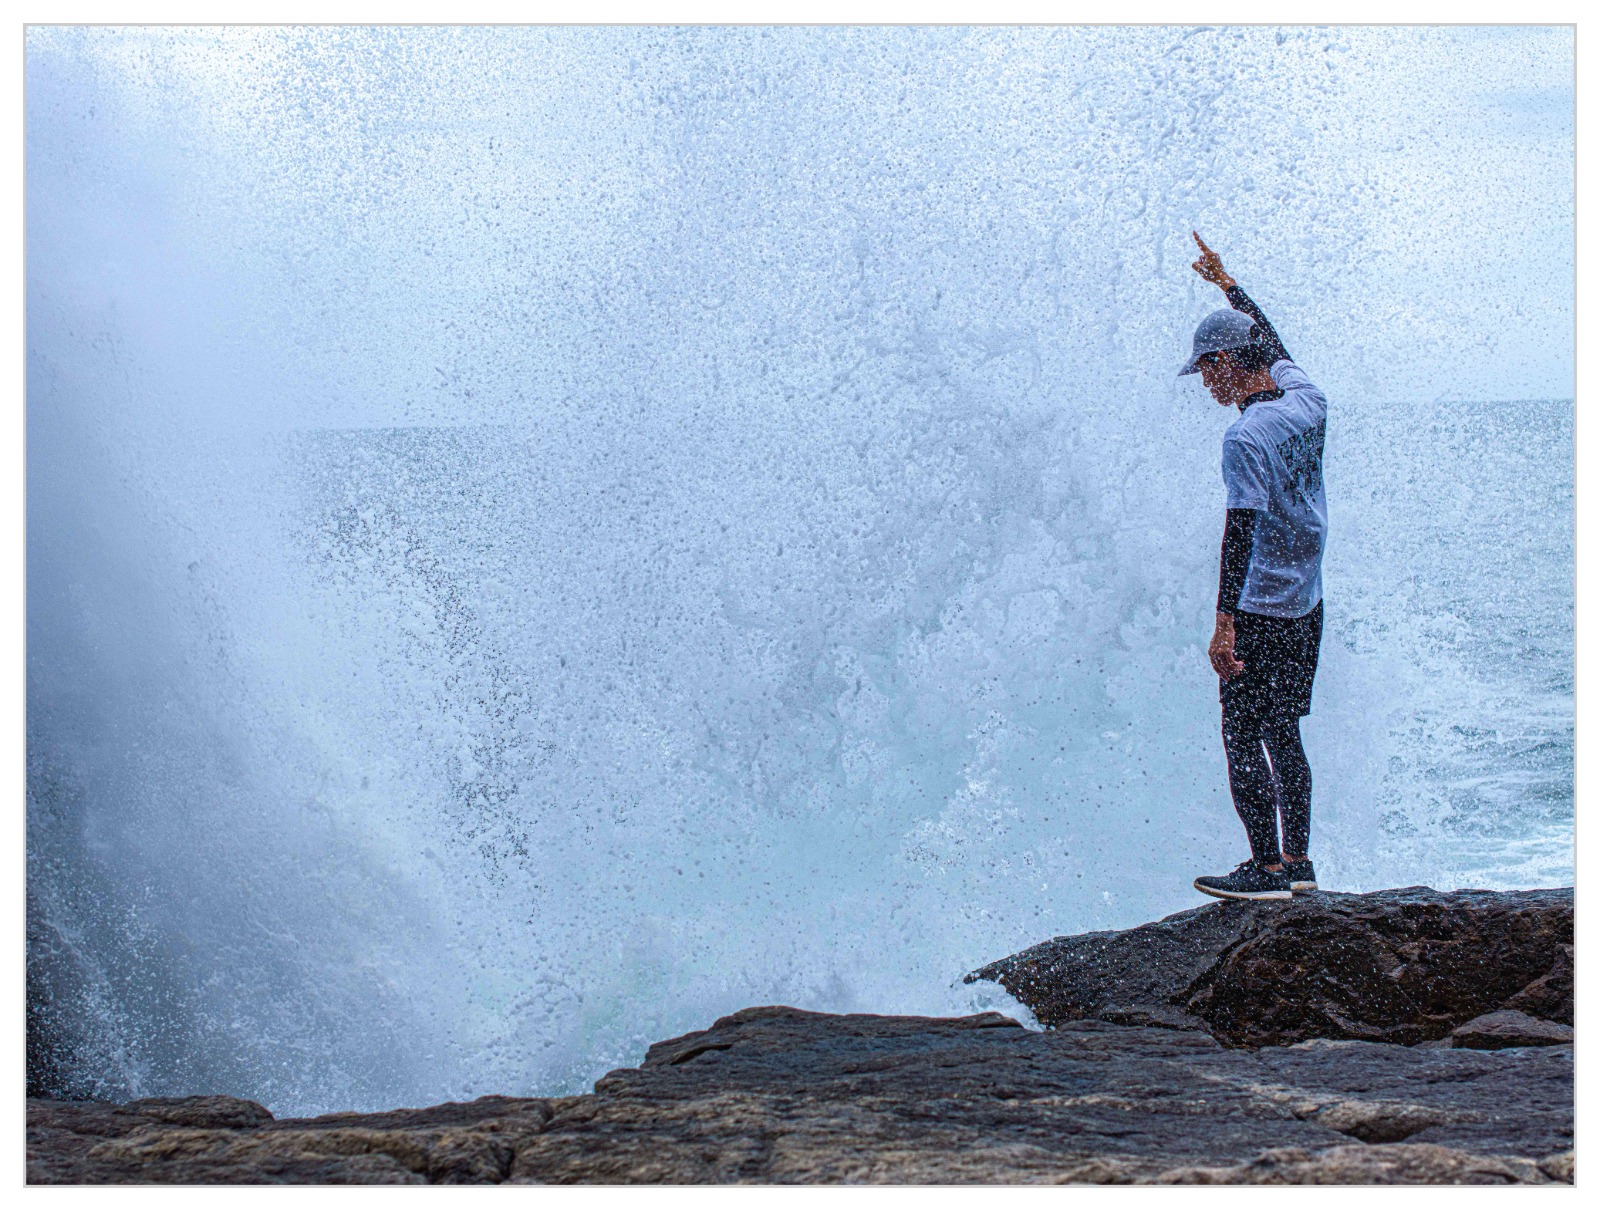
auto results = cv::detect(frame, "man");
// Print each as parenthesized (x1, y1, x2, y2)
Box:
(1180, 232, 1327, 901)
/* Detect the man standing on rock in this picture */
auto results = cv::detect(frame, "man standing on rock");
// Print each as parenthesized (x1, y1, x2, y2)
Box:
(1180, 233, 1327, 902)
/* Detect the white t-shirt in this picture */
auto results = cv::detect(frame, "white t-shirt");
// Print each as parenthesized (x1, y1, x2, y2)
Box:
(1220, 360, 1328, 618)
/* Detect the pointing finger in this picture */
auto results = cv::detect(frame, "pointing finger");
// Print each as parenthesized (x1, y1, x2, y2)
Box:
(1193, 231, 1212, 254)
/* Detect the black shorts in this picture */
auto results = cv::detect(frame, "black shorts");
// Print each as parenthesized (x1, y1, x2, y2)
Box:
(1219, 600, 1324, 726)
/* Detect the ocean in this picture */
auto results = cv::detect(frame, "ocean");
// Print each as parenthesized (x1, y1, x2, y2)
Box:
(26, 26, 1572, 1116)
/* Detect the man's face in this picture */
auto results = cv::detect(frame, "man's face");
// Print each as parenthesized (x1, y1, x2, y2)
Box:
(1197, 350, 1250, 407)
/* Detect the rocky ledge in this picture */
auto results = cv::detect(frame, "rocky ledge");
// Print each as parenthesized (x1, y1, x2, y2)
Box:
(967, 885, 1573, 1047)
(28, 887, 1573, 1185)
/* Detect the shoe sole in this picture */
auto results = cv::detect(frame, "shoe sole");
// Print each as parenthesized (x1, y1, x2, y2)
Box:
(1290, 881, 1318, 892)
(1193, 879, 1292, 901)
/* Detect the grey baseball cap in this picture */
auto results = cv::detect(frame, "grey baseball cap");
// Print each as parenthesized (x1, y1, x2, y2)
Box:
(1178, 308, 1257, 376)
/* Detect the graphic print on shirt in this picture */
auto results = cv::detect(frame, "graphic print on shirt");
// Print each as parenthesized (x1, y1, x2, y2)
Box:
(1276, 419, 1325, 507)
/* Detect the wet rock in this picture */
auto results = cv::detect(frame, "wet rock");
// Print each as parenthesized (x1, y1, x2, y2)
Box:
(967, 886, 1572, 1048)
(28, 1006, 1571, 1184)
(123, 1096, 275, 1129)
(27, 887, 1574, 1184)
(1502, 945, 1573, 1024)
(1451, 1010, 1574, 1051)
(28, 1093, 557, 1184)
(1157, 1143, 1552, 1185)
(1302, 1099, 1457, 1144)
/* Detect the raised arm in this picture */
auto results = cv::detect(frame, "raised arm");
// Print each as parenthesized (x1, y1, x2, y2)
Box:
(1191, 232, 1291, 365)
(1222, 284, 1290, 365)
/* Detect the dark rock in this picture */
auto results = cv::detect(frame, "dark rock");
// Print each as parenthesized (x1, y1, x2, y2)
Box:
(27, 887, 1575, 1184)
(1503, 945, 1573, 1024)
(27, 1092, 558, 1185)
(966, 886, 1572, 1048)
(124, 1096, 275, 1129)
(1451, 1010, 1574, 1051)
(27, 1005, 1572, 1184)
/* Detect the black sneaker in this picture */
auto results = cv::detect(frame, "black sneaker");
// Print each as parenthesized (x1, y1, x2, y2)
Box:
(1194, 859, 1292, 901)
(1283, 858, 1317, 892)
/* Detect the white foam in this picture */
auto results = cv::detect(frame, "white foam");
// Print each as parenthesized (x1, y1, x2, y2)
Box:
(25, 27, 1572, 1115)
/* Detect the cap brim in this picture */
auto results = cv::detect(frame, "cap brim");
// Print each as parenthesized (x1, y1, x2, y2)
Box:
(1177, 354, 1202, 377)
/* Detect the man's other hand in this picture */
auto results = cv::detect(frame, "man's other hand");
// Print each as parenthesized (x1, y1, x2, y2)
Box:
(1191, 232, 1236, 291)
(1210, 612, 1246, 680)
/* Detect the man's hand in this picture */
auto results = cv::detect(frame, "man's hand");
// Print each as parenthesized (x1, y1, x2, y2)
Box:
(1191, 232, 1236, 291)
(1209, 611, 1245, 680)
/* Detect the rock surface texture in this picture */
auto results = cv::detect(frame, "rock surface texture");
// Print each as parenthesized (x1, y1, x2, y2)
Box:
(28, 887, 1573, 1184)
(967, 886, 1573, 1047)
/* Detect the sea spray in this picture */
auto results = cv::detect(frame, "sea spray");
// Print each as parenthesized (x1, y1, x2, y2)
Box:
(27, 26, 1572, 1114)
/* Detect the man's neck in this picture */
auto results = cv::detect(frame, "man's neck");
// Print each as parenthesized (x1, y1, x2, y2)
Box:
(1236, 370, 1281, 411)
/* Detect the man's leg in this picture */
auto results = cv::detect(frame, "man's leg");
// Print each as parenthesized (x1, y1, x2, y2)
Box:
(1262, 717, 1311, 860)
(1221, 714, 1283, 867)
